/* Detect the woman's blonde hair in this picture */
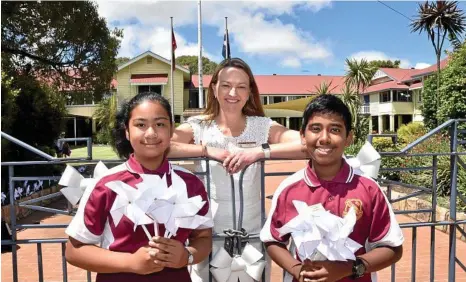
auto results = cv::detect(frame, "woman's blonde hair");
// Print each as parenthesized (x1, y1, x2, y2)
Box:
(203, 58, 265, 120)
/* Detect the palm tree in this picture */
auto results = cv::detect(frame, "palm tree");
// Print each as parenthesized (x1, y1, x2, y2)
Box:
(344, 58, 373, 95)
(340, 82, 360, 123)
(312, 80, 338, 95)
(411, 1, 465, 125)
(344, 58, 373, 143)
(340, 82, 367, 143)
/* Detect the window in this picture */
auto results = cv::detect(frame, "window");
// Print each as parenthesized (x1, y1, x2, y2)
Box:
(393, 90, 412, 102)
(271, 96, 285, 104)
(138, 85, 162, 94)
(288, 96, 306, 101)
(261, 96, 269, 105)
(363, 95, 369, 104)
(147, 57, 153, 64)
(379, 91, 390, 103)
(417, 91, 423, 103)
(189, 90, 200, 108)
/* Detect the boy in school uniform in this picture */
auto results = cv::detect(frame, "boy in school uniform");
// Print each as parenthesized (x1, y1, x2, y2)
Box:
(260, 94, 403, 282)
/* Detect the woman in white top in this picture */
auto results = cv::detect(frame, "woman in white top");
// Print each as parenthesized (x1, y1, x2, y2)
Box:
(169, 58, 307, 282)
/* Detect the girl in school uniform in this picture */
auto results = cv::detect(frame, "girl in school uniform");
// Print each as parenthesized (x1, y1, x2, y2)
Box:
(64, 92, 213, 282)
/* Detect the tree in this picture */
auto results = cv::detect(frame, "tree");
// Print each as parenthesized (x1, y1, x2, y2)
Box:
(93, 93, 118, 145)
(312, 81, 337, 95)
(116, 57, 131, 67)
(340, 82, 368, 144)
(1, 74, 68, 194)
(368, 59, 401, 69)
(176, 55, 218, 74)
(345, 58, 373, 95)
(411, 1, 465, 125)
(422, 41, 466, 130)
(1, 1, 122, 93)
(448, 32, 465, 51)
(344, 58, 373, 143)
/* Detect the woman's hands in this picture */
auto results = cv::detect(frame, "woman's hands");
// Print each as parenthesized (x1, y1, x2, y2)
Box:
(223, 147, 264, 174)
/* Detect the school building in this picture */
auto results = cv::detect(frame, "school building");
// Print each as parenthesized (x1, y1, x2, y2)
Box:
(63, 51, 448, 139)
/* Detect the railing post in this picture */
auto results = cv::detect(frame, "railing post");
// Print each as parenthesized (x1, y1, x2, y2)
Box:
(448, 120, 458, 282)
(9, 166, 18, 282)
(86, 137, 92, 160)
(430, 155, 438, 282)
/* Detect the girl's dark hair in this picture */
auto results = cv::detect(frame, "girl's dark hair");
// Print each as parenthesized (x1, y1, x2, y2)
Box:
(112, 92, 173, 159)
(301, 94, 352, 136)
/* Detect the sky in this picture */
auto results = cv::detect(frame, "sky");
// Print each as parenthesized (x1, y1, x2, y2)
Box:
(97, 0, 466, 76)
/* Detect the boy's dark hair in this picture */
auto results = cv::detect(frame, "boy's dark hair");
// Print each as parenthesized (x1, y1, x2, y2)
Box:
(301, 94, 352, 135)
(112, 92, 173, 159)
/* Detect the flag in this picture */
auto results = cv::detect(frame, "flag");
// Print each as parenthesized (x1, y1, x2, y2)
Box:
(222, 29, 230, 60)
(171, 26, 177, 71)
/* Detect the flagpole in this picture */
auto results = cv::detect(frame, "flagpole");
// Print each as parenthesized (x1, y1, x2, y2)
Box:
(198, 0, 204, 109)
(170, 17, 175, 122)
(225, 17, 229, 59)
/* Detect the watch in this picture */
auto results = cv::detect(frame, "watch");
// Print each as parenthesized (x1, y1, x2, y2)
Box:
(185, 247, 194, 265)
(351, 258, 366, 279)
(261, 143, 271, 159)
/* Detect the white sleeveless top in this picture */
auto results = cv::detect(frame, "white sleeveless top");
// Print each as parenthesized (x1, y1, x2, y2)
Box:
(187, 115, 273, 234)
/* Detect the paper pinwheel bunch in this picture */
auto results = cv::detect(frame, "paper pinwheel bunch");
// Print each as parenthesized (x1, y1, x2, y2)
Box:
(105, 169, 213, 240)
(278, 201, 362, 262)
(59, 161, 109, 205)
(346, 141, 381, 179)
(210, 243, 266, 282)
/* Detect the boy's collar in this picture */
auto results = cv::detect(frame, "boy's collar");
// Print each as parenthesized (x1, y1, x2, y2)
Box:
(125, 154, 171, 176)
(304, 158, 354, 187)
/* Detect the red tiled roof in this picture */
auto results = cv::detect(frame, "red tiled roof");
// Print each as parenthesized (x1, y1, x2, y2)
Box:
(401, 57, 449, 82)
(379, 68, 419, 82)
(409, 82, 423, 89)
(364, 80, 409, 94)
(130, 74, 168, 84)
(191, 75, 347, 95)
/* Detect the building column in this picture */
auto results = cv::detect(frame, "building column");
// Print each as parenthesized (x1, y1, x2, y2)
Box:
(286, 117, 290, 129)
(378, 116, 383, 134)
(74, 117, 77, 145)
(92, 119, 97, 134)
(398, 115, 403, 127)
(389, 115, 395, 132)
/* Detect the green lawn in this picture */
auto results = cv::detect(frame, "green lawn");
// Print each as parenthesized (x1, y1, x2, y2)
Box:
(71, 145, 118, 160)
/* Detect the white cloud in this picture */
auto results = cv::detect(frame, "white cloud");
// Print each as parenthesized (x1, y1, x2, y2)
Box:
(414, 62, 431, 69)
(97, 1, 333, 66)
(117, 25, 219, 61)
(281, 57, 301, 68)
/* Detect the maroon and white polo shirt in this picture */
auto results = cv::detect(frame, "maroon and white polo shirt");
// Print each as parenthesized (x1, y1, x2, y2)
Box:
(260, 159, 404, 282)
(66, 155, 212, 282)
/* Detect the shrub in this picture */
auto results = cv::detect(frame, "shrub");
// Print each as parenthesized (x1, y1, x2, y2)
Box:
(397, 122, 426, 144)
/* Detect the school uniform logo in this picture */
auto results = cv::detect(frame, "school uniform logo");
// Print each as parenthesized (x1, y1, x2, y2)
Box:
(343, 199, 363, 220)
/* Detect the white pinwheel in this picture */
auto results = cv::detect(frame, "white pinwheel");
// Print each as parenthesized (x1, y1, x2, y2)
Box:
(210, 243, 266, 282)
(33, 180, 43, 192)
(59, 161, 109, 205)
(1, 192, 7, 205)
(277, 201, 362, 262)
(346, 141, 381, 179)
(146, 171, 212, 238)
(105, 174, 167, 239)
(14, 187, 23, 200)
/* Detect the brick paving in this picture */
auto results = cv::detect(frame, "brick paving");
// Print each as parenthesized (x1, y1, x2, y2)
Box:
(2, 160, 466, 281)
